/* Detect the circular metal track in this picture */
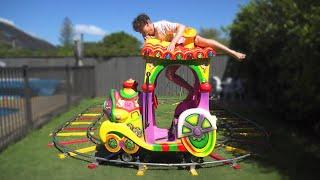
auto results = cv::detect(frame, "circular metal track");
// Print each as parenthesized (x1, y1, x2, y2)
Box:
(51, 103, 269, 169)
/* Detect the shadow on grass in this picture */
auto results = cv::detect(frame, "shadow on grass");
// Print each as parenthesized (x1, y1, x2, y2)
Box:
(94, 144, 237, 173)
(215, 99, 320, 180)
(95, 144, 193, 171)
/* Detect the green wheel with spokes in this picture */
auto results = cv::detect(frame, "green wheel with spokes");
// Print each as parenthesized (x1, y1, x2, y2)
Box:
(178, 108, 217, 157)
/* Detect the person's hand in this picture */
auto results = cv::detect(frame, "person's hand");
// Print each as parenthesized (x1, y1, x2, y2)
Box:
(167, 42, 176, 52)
(231, 50, 246, 61)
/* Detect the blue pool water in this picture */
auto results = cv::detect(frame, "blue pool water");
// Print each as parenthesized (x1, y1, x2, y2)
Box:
(0, 107, 19, 116)
(0, 79, 61, 96)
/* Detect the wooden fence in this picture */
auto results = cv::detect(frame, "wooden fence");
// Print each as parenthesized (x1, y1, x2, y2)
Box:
(0, 55, 229, 151)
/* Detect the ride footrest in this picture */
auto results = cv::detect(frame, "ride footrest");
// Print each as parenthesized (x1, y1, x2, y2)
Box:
(189, 165, 198, 176)
(136, 165, 148, 176)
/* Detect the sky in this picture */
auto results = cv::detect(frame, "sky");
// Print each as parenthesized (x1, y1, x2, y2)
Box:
(0, 0, 249, 45)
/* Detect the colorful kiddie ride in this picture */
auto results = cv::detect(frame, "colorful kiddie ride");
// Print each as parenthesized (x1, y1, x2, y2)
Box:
(49, 27, 270, 176)
(99, 28, 218, 166)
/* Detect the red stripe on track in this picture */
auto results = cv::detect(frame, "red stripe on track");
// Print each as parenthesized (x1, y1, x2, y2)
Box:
(77, 117, 97, 121)
(47, 138, 89, 147)
(210, 153, 241, 169)
(62, 127, 96, 131)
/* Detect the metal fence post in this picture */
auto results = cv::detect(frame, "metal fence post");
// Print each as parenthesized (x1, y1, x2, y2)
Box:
(91, 66, 96, 98)
(66, 65, 71, 108)
(23, 65, 33, 129)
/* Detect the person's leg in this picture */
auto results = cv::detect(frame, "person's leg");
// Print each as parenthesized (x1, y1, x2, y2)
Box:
(195, 35, 246, 60)
(165, 65, 194, 93)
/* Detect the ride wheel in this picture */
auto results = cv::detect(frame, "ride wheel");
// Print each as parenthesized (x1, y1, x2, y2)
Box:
(181, 131, 215, 157)
(179, 109, 217, 157)
(120, 153, 134, 162)
(122, 137, 139, 154)
(105, 134, 121, 153)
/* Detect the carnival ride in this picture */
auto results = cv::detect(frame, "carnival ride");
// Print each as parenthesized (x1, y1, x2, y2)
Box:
(50, 28, 269, 176)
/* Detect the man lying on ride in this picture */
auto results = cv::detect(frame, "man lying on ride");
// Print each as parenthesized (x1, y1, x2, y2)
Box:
(132, 13, 246, 99)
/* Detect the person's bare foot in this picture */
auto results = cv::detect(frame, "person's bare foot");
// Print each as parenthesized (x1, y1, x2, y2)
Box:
(231, 50, 246, 61)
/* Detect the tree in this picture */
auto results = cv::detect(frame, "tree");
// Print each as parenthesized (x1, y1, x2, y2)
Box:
(228, 0, 320, 134)
(82, 32, 142, 57)
(101, 31, 141, 56)
(59, 17, 74, 47)
(199, 28, 220, 39)
(83, 42, 103, 58)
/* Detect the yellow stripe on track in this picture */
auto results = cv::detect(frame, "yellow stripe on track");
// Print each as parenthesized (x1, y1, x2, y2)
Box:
(58, 146, 96, 159)
(225, 145, 248, 154)
(70, 122, 92, 125)
(50, 132, 94, 137)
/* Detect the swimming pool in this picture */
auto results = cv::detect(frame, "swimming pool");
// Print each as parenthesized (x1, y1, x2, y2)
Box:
(0, 78, 61, 96)
(0, 107, 19, 116)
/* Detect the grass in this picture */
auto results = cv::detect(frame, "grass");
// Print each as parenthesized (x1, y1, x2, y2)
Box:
(0, 97, 318, 179)
(218, 100, 320, 180)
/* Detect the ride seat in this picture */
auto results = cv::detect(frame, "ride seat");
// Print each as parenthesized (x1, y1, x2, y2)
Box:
(104, 79, 140, 122)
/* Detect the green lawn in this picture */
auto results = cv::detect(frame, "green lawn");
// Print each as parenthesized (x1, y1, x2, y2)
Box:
(0, 97, 318, 180)
(218, 100, 320, 180)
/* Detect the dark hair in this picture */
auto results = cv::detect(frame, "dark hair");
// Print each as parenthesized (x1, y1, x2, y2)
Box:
(132, 13, 150, 32)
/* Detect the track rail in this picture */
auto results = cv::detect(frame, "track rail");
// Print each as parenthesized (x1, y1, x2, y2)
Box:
(51, 102, 269, 171)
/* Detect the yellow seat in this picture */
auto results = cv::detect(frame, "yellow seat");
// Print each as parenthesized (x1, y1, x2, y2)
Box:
(113, 108, 129, 122)
(145, 28, 197, 49)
